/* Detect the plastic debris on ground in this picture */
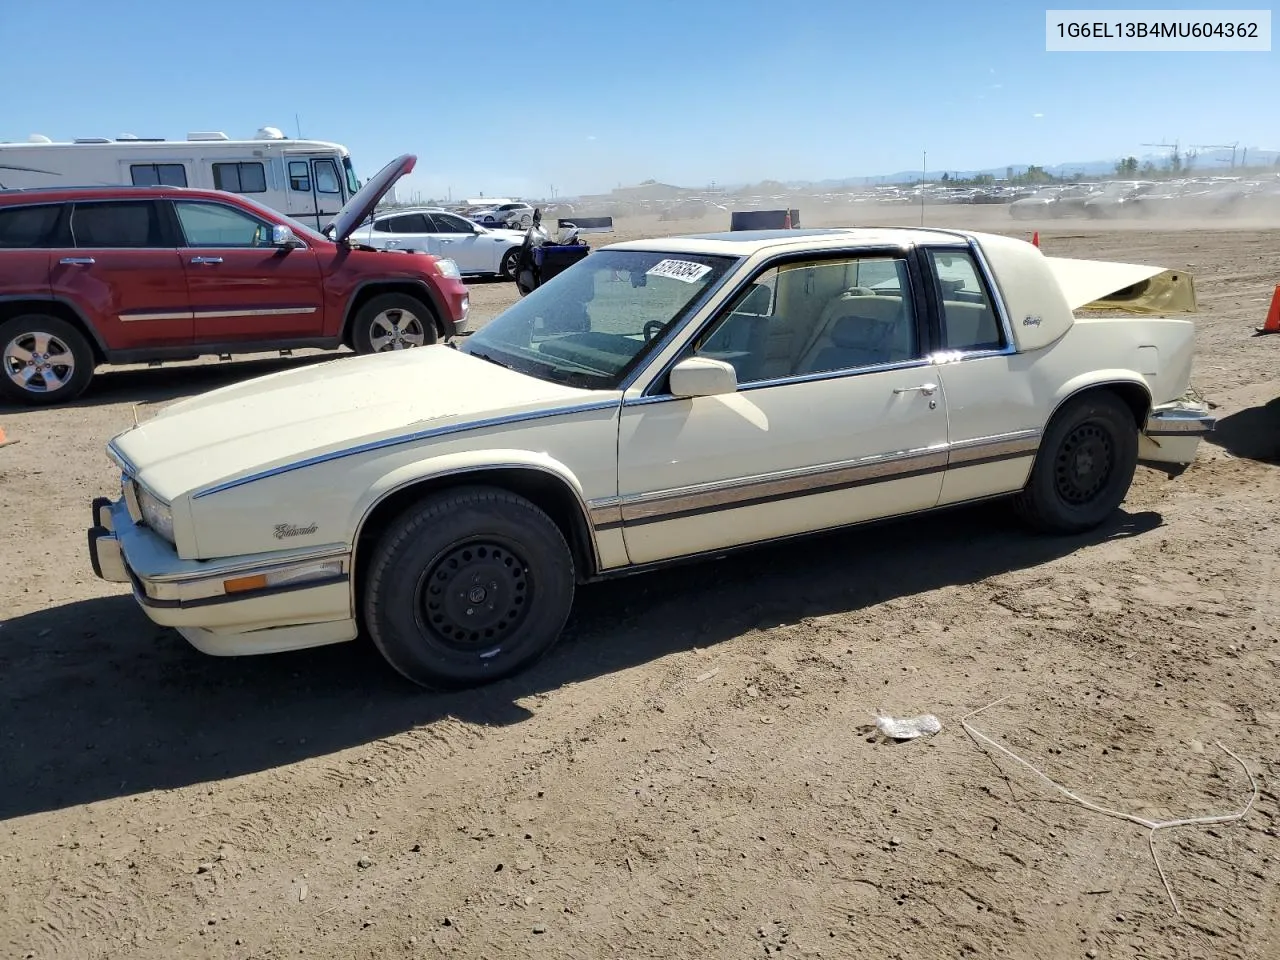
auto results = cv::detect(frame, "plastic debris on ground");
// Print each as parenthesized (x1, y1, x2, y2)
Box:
(875, 713, 943, 740)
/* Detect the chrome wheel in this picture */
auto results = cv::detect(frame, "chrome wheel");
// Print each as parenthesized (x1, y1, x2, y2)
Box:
(3, 330, 76, 394)
(368, 308, 426, 351)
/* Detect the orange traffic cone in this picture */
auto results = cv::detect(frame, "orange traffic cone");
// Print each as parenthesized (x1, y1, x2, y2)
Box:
(0, 425, 14, 449)
(1031, 231, 1040, 248)
(1255, 285, 1280, 335)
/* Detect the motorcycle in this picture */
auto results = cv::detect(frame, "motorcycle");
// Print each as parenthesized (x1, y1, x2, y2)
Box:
(513, 208, 590, 296)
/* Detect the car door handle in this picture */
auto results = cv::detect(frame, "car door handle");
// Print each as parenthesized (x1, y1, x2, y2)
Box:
(189, 256, 224, 264)
(438, 239, 455, 244)
(893, 382, 938, 396)
(59, 257, 96, 265)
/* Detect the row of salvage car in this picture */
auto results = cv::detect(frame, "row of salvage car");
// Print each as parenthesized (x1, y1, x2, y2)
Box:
(1009, 176, 1280, 219)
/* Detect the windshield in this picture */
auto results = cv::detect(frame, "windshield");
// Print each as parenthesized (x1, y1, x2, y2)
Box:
(342, 156, 361, 197)
(460, 249, 737, 390)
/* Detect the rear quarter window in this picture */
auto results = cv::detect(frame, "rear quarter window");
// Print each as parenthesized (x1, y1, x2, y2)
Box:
(0, 204, 65, 248)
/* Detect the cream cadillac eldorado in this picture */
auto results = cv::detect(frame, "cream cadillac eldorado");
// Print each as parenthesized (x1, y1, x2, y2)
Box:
(87, 227, 1214, 688)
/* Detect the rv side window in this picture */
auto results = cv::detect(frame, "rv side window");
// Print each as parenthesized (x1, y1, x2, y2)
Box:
(313, 160, 341, 195)
(130, 163, 188, 188)
(288, 161, 311, 192)
(213, 161, 267, 194)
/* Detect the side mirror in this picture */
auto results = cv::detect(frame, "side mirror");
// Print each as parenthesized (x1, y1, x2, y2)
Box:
(272, 224, 302, 248)
(669, 357, 738, 398)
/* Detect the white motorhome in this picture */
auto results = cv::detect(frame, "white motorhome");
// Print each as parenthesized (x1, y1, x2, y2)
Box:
(0, 126, 361, 230)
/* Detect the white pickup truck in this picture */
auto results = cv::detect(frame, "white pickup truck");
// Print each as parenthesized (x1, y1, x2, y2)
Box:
(88, 227, 1212, 689)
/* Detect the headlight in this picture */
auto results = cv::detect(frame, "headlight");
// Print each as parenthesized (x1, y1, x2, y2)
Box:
(435, 258, 462, 280)
(137, 486, 175, 543)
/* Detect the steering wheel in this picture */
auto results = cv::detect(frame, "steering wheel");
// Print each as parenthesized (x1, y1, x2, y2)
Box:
(642, 320, 666, 342)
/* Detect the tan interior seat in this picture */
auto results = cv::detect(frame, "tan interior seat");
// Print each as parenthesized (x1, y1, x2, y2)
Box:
(940, 300, 1001, 350)
(795, 293, 915, 374)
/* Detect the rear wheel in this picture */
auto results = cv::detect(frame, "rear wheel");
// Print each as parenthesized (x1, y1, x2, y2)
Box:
(351, 293, 439, 354)
(0, 314, 95, 406)
(1013, 391, 1139, 534)
(363, 486, 576, 689)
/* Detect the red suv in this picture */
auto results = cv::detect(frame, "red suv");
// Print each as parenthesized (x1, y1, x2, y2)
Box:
(0, 154, 469, 405)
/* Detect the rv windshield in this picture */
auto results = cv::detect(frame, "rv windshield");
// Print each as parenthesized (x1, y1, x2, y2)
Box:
(342, 156, 360, 196)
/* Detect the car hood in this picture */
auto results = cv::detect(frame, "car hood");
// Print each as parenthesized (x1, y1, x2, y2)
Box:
(324, 153, 416, 242)
(110, 347, 599, 501)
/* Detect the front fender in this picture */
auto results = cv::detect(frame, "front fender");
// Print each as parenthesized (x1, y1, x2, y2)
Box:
(349, 447, 592, 542)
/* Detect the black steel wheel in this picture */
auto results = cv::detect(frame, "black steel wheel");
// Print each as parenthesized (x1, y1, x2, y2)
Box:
(363, 486, 575, 689)
(1012, 390, 1139, 534)
(417, 538, 532, 652)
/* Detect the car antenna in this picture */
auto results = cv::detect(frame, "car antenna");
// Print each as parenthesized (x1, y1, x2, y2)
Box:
(131, 403, 140, 427)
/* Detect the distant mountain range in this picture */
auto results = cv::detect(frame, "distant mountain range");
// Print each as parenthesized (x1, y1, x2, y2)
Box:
(786, 147, 1277, 188)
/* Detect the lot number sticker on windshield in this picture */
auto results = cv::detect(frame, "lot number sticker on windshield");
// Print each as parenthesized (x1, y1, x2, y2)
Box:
(646, 259, 712, 283)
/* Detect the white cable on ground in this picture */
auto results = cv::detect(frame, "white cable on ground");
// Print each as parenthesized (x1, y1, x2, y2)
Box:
(959, 696, 1259, 917)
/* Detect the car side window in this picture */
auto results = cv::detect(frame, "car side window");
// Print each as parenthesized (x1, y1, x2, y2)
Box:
(70, 201, 164, 248)
(288, 161, 311, 192)
(427, 214, 473, 234)
(926, 249, 1004, 352)
(0, 204, 64, 248)
(212, 161, 267, 194)
(691, 255, 920, 384)
(381, 214, 429, 233)
(173, 201, 272, 247)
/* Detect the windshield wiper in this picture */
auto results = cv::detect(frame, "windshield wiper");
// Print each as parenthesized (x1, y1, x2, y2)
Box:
(546, 368, 611, 389)
(468, 350, 514, 370)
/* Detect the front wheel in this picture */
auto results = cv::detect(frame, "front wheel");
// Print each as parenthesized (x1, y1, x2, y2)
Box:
(363, 487, 576, 689)
(499, 247, 520, 280)
(351, 294, 438, 354)
(0, 314, 95, 406)
(1012, 391, 1139, 534)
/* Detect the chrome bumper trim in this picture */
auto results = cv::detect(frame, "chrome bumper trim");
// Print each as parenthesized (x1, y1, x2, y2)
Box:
(87, 496, 351, 605)
(1145, 403, 1216, 437)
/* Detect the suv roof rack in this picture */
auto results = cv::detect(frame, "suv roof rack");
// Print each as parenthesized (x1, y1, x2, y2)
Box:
(0, 184, 193, 194)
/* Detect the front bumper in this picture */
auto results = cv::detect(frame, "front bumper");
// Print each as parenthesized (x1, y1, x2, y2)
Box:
(1140, 397, 1215, 465)
(86, 496, 358, 655)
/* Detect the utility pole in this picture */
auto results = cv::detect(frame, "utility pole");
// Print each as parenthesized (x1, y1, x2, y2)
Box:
(1140, 140, 1180, 174)
(920, 150, 926, 226)
(1191, 142, 1239, 169)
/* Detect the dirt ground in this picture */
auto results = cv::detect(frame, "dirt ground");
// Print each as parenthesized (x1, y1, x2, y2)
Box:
(2, 203, 1279, 960)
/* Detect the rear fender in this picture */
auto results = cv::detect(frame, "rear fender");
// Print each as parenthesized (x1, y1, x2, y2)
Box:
(1047, 371, 1152, 427)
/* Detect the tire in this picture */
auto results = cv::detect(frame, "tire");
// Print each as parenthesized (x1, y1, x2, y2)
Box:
(519, 214, 533, 228)
(0, 314, 95, 406)
(1012, 391, 1139, 534)
(363, 486, 576, 689)
(499, 247, 520, 280)
(350, 293, 439, 354)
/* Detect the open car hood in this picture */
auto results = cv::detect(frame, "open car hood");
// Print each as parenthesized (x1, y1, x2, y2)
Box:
(1044, 256, 1197, 315)
(324, 154, 416, 242)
